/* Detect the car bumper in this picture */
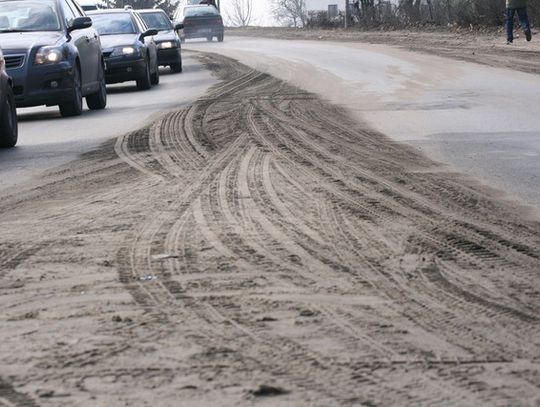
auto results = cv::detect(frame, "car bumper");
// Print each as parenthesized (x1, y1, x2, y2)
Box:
(104, 56, 147, 84)
(7, 61, 76, 108)
(184, 27, 223, 39)
(156, 48, 181, 66)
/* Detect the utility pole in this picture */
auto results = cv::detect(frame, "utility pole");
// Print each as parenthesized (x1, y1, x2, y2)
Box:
(344, 0, 350, 28)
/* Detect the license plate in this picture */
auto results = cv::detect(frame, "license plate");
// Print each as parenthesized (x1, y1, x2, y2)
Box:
(199, 28, 212, 33)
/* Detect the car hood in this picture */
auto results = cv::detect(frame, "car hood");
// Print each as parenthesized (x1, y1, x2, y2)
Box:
(154, 30, 177, 42)
(100, 34, 138, 50)
(0, 31, 64, 53)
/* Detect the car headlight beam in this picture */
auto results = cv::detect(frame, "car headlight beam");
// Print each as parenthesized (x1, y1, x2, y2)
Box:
(158, 41, 174, 49)
(111, 46, 139, 57)
(35, 46, 64, 65)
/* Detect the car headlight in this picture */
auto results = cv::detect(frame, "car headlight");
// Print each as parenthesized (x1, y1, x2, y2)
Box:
(35, 46, 64, 65)
(111, 46, 140, 57)
(158, 41, 175, 49)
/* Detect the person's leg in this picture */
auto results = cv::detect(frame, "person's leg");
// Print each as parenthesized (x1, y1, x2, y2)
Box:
(506, 8, 516, 43)
(517, 7, 532, 41)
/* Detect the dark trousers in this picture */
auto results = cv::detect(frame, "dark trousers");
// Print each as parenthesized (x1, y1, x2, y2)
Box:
(506, 7, 530, 41)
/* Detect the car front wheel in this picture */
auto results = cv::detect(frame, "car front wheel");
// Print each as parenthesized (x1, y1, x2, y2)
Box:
(59, 66, 83, 117)
(151, 63, 160, 85)
(0, 85, 18, 148)
(136, 61, 152, 90)
(87, 64, 107, 110)
(171, 60, 182, 73)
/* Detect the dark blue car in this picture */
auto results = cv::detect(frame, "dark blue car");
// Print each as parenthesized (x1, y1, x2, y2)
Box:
(138, 9, 183, 73)
(0, 46, 17, 147)
(0, 0, 107, 117)
(88, 9, 159, 91)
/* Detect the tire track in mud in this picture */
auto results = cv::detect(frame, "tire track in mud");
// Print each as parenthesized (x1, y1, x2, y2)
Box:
(107, 53, 540, 404)
(2, 53, 539, 405)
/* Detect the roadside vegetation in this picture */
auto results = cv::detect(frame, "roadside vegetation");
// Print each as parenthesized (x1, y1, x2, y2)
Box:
(304, 0, 539, 29)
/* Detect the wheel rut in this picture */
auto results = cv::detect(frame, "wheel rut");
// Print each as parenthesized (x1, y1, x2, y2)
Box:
(1, 52, 539, 405)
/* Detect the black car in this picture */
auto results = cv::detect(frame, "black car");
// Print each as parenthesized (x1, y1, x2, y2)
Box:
(88, 9, 159, 90)
(0, 46, 17, 147)
(138, 9, 183, 73)
(0, 0, 107, 117)
(174, 5, 224, 42)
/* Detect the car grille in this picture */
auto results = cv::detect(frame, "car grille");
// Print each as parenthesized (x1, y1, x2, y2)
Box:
(5, 54, 25, 69)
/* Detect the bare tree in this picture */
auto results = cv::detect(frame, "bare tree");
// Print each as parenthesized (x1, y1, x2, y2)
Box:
(227, 0, 254, 27)
(272, 0, 307, 28)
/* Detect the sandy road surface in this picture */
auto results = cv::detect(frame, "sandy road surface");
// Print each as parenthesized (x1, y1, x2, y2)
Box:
(1, 54, 539, 406)
(188, 36, 540, 209)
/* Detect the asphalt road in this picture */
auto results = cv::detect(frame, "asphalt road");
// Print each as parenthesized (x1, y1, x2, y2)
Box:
(189, 37, 540, 210)
(0, 54, 216, 191)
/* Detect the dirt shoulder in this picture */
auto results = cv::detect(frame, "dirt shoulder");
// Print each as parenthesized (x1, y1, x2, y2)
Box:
(227, 26, 540, 75)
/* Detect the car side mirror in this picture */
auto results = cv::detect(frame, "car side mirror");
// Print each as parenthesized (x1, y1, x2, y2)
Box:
(67, 16, 92, 33)
(140, 29, 158, 40)
(174, 23, 184, 30)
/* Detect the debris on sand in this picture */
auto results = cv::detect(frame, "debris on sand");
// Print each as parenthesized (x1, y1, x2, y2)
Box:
(250, 384, 288, 397)
(139, 275, 158, 282)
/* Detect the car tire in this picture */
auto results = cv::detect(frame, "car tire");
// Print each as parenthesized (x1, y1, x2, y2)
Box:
(206, 36, 213, 42)
(86, 64, 107, 110)
(59, 66, 83, 117)
(151, 63, 160, 86)
(0, 85, 18, 148)
(171, 59, 182, 73)
(217, 34, 224, 42)
(136, 61, 152, 91)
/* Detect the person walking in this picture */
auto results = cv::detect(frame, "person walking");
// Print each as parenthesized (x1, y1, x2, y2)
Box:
(506, 0, 532, 44)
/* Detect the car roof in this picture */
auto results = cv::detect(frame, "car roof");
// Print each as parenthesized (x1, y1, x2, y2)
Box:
(86, 9, 137, 15)
(184, 5, 217, 9)
(137, 9, 167, 14)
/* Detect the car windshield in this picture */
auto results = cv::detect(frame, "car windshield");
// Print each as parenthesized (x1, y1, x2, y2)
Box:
(0, 0, 61, 32)
(184, 6, 219, 17)
(90, 13, 136, 35)
(140, 12, 172, 31)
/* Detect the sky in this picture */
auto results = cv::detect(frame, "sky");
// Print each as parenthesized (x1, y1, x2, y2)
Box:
(219, 0, 275, 26)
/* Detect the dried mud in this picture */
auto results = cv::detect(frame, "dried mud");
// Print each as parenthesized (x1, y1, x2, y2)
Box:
(1, 54, 539, 406)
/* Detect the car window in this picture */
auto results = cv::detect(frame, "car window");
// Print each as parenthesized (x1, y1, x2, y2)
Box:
(184, 6, 219, 17)
(68, 0, 86, 16)
(0, 0, 62, 32)
(132, 13, 147, 32)
(90, 13, 136, 35)
(60, 0, 76, 25)
(140, 12, 172, 31)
